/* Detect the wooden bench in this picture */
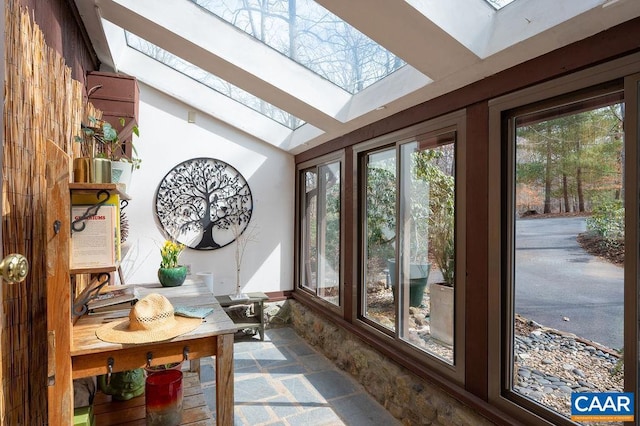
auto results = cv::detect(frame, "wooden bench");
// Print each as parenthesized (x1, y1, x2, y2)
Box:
(93, 372, 214, 425)
(215, 292, 268, 341)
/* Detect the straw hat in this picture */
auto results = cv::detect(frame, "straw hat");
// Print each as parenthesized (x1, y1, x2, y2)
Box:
(96, 293, 202, 344)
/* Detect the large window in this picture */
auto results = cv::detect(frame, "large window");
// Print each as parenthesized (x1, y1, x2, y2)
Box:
(489, 74, 638, 424)
(363, 147, 398, 328)
(511, 95, 626, 422)
(299, 159, 342, 306)
(359, 122, 461, 366)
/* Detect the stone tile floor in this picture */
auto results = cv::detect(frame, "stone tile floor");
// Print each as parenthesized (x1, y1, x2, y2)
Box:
(199, 326, 401, 425)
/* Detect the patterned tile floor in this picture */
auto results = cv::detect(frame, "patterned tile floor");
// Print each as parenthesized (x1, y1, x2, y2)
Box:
(198, 327, 401, 426)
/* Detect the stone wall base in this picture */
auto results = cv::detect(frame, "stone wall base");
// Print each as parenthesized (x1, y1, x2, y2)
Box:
(269, 299, 495, 426)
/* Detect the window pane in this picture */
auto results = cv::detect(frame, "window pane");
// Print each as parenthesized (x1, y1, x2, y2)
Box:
(192, 0, 406, 94)
(300, 162, 341, 305)
(317, 163, 341, 305)
(485, 0, 517, 10)
(361, 133, 456, 361)
(363, 149, 397, 331)
(126, 32, 304, 129)
(301, 169, 317, 291)
(398, 138, 455, 363)
(512, 101, 625, 419)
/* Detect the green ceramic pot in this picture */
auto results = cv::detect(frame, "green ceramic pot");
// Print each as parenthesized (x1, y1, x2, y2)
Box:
(158, 266, 187, 287)
(98, 368, 145, 401)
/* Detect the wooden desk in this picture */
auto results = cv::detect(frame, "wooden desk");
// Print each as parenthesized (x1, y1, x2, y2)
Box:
(72, 280, 238, 425)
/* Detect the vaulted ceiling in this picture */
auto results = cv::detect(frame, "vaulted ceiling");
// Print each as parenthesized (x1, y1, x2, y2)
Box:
(74, 0, 640, 154)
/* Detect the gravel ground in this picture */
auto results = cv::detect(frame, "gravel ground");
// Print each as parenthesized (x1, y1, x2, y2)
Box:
(514, 315, 624, 424)
(363, 273, 625, 424)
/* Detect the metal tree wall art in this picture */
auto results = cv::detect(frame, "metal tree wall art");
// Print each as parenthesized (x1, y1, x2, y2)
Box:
(155, 158, 253, 250)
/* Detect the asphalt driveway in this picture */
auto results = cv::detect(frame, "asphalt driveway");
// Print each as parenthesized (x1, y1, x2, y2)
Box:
(514, 216, 624, 350)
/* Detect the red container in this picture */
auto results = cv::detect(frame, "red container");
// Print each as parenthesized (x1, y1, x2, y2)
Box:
(145, 369, 183, 426)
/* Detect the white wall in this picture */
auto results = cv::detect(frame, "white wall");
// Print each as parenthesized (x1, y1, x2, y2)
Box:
(121, 83, 295, 295)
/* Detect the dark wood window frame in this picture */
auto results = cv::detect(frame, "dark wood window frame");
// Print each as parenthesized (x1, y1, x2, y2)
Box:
(295, 151, 346, 317)
(488, 54, 640, 425)
(295, 110, 468, 384)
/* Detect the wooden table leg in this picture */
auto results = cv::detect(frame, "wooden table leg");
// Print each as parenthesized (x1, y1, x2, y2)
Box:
(215, 333, 234, 425)
(189, 358, 200, 374)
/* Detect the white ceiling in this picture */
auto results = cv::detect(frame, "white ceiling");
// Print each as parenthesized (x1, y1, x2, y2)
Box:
(75, 0, 640, 154)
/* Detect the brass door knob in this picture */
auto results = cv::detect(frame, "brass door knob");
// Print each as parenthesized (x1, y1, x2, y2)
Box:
(0, 253, 29, 284)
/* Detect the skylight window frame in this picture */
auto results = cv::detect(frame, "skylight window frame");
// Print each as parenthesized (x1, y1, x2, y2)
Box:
(484, 0, 517, 10)
(189, 0, 408, 95)
(115, 44, 301, 148)
(124, 31, 306, 130)
(95, 1, 431, 153)
(99, 0, 353, 124)
(78, 0, 640, 155)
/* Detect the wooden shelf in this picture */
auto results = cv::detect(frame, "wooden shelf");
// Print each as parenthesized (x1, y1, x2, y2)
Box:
(69, 182, 126, 316)
(69, 182, 131, 200)
(92, 372, 214, 425)
(70, 264, 119, 275)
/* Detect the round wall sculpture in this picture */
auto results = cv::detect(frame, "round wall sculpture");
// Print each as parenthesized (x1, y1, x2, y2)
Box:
(155, 157, 253, 250)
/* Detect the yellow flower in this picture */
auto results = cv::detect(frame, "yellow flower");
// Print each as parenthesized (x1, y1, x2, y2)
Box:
(160, 239, 185, 268)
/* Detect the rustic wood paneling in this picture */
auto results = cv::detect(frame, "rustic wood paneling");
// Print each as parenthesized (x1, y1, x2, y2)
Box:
(45, 141, 71, 426)
(15, 0, 98, 82)
(3, 2, 88, 423)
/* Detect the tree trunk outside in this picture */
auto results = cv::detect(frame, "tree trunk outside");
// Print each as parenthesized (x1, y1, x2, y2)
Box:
(544, 141, 552, 213)
(577, 166, 585, 212)
(562, 174, 570, 212)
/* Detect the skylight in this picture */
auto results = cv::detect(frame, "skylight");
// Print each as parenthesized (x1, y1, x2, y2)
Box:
(485, 0, 517, 10)
(79, 0, 638, 153)
(125, 32, 305, 129)
(190, 0, 406, 94)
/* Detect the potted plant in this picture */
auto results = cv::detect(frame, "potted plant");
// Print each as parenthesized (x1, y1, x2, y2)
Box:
(390, 177, 432, 307)
(428, 171, 455, 345)
(158, 239, 187, 287)
(366, 164, 431, 307)
(75, 116, 140, 189)
(386, 259, 430, 307)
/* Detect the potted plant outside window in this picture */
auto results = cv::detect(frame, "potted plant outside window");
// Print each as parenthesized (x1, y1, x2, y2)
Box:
(386, 259, 430, 307)
(367, 161, 431, 308)
(428, 170, 455, 345)
(387, 209, 431, 308)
